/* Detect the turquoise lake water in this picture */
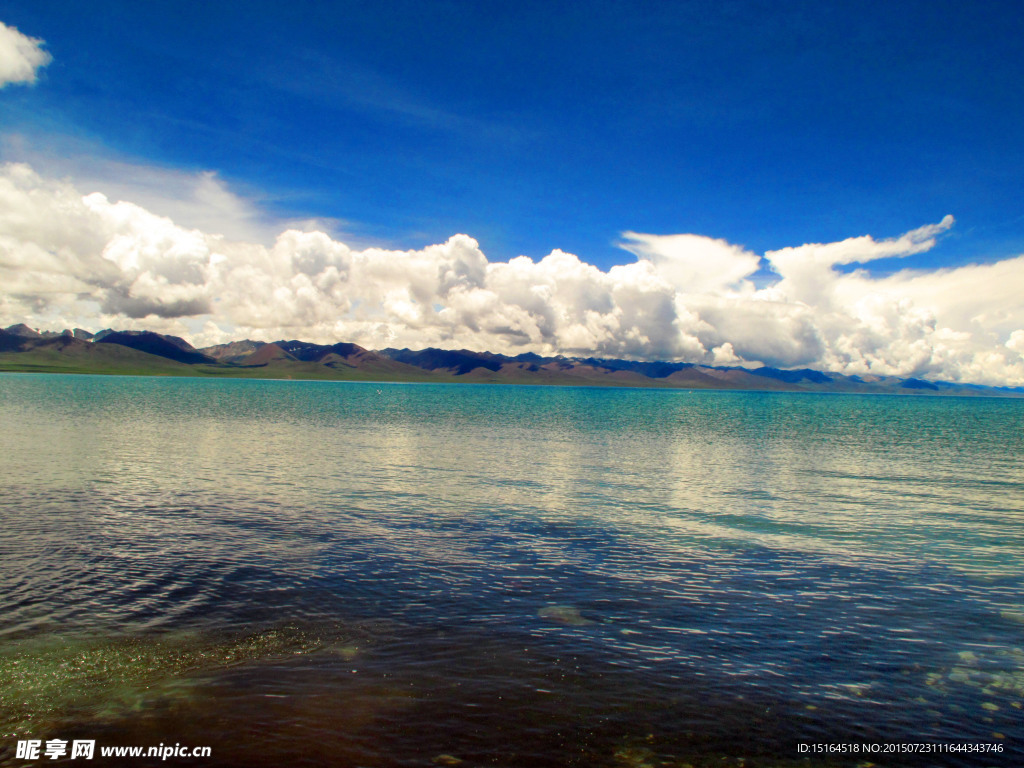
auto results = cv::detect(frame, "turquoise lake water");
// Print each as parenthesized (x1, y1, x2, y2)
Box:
(1, 374, 1023, 767)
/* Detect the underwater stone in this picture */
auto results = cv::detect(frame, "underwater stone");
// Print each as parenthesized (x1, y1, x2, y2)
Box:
(432, 755, 463, 766)
(948, 669, 971, 683)
(538, 605, 594, 626)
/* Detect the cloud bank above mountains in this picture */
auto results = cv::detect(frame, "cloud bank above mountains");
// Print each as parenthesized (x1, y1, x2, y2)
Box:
(3, 161, 1024, 386)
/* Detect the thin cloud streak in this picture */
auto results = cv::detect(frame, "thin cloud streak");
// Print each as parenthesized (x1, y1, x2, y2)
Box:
(255, 51, 530, 146)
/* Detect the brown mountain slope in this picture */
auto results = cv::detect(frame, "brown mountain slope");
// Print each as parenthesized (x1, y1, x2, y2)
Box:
(0, 334, 195, 374)
(200, 340, 266, 363)
(240, 343, 297, 365)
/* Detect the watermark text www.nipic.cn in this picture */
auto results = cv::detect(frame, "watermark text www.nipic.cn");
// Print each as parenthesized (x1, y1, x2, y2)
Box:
(15, 739, 212, 760)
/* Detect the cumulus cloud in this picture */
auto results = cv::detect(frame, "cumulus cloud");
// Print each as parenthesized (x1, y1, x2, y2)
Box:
(2, 162, 1024, 386)
(618, 231, 761, 294)
(1, 134, 300, 245)
(0, 22, 50, 87)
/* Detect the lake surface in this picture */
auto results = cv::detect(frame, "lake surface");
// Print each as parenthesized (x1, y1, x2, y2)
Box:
(1, 374, 1023, 767)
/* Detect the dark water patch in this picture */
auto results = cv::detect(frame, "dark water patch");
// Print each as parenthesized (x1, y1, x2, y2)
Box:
(5, 623, 1017, 767)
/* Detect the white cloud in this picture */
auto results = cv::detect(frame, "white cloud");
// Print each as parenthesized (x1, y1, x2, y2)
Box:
(83, 167, 277, 244)
(618, 231, 761, 294)
(2, 162, 1024, 386)
(0, 22, 50, 87)
(0, 135, 293, 245)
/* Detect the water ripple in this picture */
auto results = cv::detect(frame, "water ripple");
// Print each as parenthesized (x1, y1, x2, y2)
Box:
(1, 375, 1022, 766)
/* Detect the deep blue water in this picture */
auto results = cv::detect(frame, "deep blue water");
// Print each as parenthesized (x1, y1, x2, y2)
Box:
(1, 374, 1023, 767)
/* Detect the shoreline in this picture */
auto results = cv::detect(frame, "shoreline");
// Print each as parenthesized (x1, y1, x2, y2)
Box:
(2, 364, 1022, 399)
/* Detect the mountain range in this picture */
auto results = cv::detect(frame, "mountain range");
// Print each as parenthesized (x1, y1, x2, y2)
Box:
(2, 323, 1021, 397)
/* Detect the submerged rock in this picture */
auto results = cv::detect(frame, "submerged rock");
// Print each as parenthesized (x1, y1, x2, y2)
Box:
(538, 605, 594, 626)
(432, 755, 463, 766)
(613, 745, 656, 768)
(0, 622, 361, 738)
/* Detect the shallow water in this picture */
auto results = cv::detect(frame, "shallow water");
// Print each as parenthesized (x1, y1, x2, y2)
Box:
(1, 374, 1023, 766)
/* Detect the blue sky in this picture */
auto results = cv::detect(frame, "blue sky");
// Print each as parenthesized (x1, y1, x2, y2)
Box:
(2, 1, 1024, 384)
(4, 0, 1022, 267)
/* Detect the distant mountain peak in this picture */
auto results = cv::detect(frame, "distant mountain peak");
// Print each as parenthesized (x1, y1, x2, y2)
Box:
(200, 340, 267, 363)
(240, 343, 297, 366)
(4, 323, 41, 338)
(96, 331, 215, 365)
